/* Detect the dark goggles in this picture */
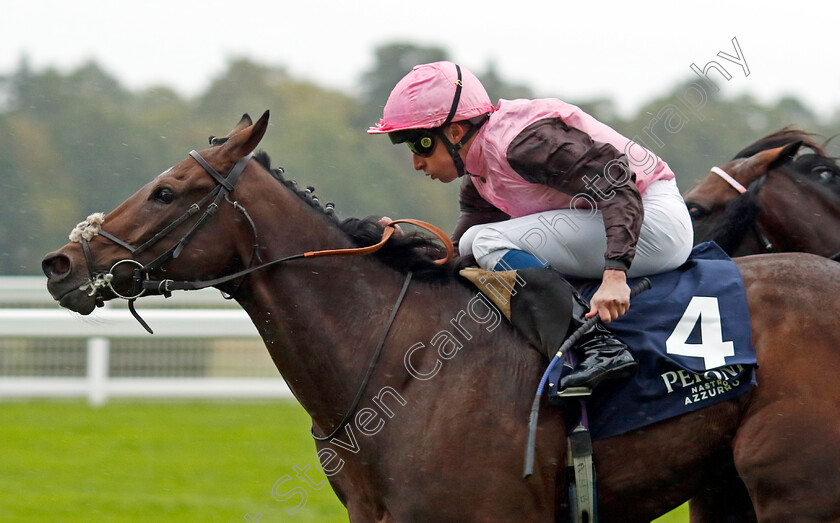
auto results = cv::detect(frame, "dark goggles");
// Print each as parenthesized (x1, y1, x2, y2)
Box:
(389, 130, 438, 157)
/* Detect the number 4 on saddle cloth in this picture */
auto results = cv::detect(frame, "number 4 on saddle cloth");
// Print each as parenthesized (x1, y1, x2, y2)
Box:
(459, 241, 757, 441)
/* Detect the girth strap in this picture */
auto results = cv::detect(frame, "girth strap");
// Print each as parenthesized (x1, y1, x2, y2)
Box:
(568, 412, 597, 523)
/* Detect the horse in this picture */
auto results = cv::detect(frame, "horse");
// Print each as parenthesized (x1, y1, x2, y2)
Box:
(683, 128, 840, 260)
(42, 112, 840, 522)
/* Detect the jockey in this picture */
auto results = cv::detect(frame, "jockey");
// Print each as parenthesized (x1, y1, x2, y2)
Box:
(369, 61, 694, 391)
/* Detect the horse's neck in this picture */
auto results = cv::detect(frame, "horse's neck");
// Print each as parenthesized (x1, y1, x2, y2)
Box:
(239, 254, 406, 413)
(230, 199, 397, 408)
(221, 185, 415, 422)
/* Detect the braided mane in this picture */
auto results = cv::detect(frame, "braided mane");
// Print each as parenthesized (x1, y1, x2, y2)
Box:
(253, 151, 454, 282)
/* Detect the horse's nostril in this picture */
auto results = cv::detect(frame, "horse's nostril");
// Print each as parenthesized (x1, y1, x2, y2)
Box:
(42, 253, 72, 280)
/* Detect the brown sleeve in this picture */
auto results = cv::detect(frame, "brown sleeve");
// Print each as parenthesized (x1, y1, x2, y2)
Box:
(506, 117, 643, 271)
(451, 175, 510, 252)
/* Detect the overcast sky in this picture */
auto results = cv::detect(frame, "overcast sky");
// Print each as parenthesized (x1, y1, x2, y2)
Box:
(4, 0, 839, 119)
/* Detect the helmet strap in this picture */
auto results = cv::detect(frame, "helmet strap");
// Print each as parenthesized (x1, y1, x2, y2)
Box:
(435, 112, 489, 177)
(431, 63, 490, 177)
(441, 65, 463, 128)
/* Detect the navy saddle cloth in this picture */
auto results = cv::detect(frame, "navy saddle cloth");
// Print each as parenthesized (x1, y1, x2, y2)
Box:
(551, 242, 757, 440)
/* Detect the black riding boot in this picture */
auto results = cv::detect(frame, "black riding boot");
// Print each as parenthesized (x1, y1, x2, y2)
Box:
(558, 291, 638, 390)
(459, 265, 637, 391)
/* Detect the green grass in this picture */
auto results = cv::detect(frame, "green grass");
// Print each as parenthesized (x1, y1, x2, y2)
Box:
(0, 400, 688, 522)
(0, 400, 347, 522)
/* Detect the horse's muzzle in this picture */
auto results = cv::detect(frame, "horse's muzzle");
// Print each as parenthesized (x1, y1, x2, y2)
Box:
(42, 251, 72, 282)
(42, 250, 98, 314)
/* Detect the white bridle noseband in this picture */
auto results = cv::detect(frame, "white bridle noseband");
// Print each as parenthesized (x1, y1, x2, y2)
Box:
(710, 167, 748, 194)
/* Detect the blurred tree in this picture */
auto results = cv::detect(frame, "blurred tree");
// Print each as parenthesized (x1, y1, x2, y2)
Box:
(771, 96, 818, 129)
(477, 59, 533, 102)
(574, 98, 621, 126)
(1, 50, 838, 275)
(4, 55, 33, 111)
(611, 81, 839, 192)
(196, 58, 292, 124)
(0, 60, 144, 273)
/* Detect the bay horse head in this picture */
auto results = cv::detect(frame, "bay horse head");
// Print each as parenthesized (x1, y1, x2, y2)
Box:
(683, 128, 840, 258)
(42, 110, 451, 324)
(42, 111, 274, 315)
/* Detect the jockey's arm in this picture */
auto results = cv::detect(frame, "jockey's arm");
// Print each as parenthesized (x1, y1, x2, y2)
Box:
(506, 119, 644, 321)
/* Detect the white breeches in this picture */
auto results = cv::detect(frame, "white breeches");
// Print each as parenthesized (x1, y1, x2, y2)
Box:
(459, 179, 694, 278)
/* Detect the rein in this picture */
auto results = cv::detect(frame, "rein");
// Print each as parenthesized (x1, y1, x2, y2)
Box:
(138, 217, 452, 295)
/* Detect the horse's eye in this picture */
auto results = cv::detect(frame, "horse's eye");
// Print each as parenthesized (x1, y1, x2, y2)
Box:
(687, 204, 708, 220)
(151, 187, 176, 204)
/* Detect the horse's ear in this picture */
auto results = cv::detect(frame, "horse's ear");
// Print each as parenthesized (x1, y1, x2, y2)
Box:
(226, 113, 254, 138)
(767, 140, 802, 170)
(225, 110, 270, 157)
(741, 141, 803, 179)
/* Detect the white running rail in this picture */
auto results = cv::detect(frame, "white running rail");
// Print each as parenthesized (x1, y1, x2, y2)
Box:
(0, 278, 290, 405)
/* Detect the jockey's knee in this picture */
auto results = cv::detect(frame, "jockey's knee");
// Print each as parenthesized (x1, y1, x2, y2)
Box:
(469, 227, 511, 270)
(458, 223, 494, 258)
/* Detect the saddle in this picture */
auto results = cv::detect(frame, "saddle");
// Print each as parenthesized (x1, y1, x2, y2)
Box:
(458, 242, 758, 441)
(459, 265, 574, 361)
(459, 264, 638, 391)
